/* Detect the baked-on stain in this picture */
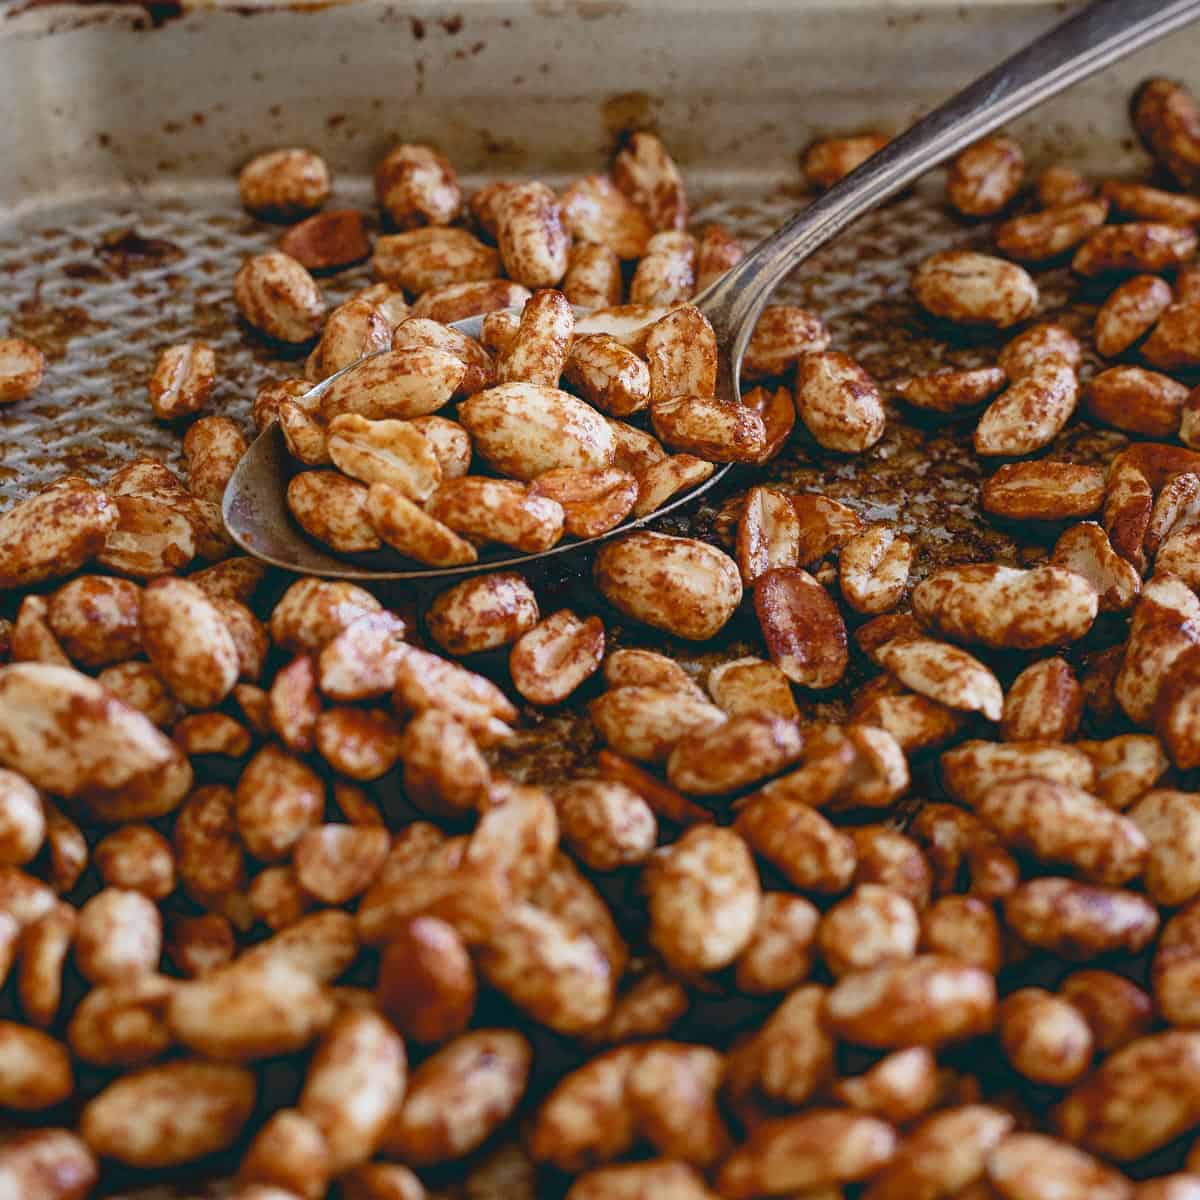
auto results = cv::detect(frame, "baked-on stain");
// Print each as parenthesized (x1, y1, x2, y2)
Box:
(6, 296, 100, 362)
(96, 229, 184, 275)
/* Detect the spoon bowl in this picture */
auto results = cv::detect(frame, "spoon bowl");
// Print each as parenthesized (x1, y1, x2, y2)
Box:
(223, 0, 1200, 581)
(222, 308, 737, 580)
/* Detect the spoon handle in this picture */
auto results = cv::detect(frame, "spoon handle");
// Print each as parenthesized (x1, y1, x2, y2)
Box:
(700, 0, 1200, 372)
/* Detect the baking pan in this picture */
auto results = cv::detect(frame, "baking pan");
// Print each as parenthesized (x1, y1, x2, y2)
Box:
(0, 1, 1196, 1196)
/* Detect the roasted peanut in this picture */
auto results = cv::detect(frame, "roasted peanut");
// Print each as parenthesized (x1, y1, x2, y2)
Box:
(839, 526, 912, 613)
(561, 173, 652, 258)
(974, 360, 1079, 456)
(941, 740, 1095, 804)
(1005, 877, 1159, 959)
(803, 131, 889, 188)
(80, 1059, 255, 1167)
(1133, 78, 1200, 191)
(0, 477, 116, 590)
(280, 207, 369, 272)
(893, 366, 1005, 413)
(735, 794, 856, 893)
(613, 132, 687, 231)
(94, 824, 174, 900)
(1056, 1031, 1200, 1160)
(1002, 656, 1082, 741)
(496, 181, 569, 287)
(0, 662, 178, 800)
(1074, 221, 1197, 276)
(987, 1133, 1132, 1200)
(1060, 969, 1153, 1053)
(707, 655, 798, 721)
(695, 221, 744, 291)
(375, 143, 459, 228)
(0, 1022, 72, 1110)
(372, 227, 497, 294)
(794, 350, 885, 453)
(529, 467, 638, 538)
(428, 476, 564, 553)
(382, 1030, 530, 1165)
(818, 884, 919, 977)
(1128, 789, 1200, 904)
(426, 571, 539, 656)
(976, 777, 1147, 885)
(912, 250, 1038, 327)
(595, 532, 741, 640)
(1088, 365, 1189, 438)
(328, 414, 442, 502)
(182, 415, 245, 506)
(919, 894, 1000, 971)
(876, 637, 1002, 721)
(0, 769, 43, 866)
(998, 989, 1094, 1086)
(1096, 273, 1175, 358)
(460, 382, 615, 479)
(240, 147, 329, 219)
(1038, 164, 1093, 207)
(825, 955, 995, 1047)
(168, 913, 235, 979)
(914, 562, 1097, 649)
(294, 824, 390, 903)
(755, 566, 848, 688)
(947, 134, 1024, 216)
(376, 915, 475, 1043)
(743, 304, 829, 378)
(667, 713, 803, 796)
(982, 461, 1104, 522)
(147, 341, 215, 422)
(498, 287, 574, 386)
(365, 484, 477, 567)
(644, 827, 759, 972)
(235, 744, 323, 861)
(994, 198, 1108, 261)
(717, 1109, 896, 1198)
(733, 891, 819, 994)
(298, 1009, 405, 1173)
(1116, 574, 1200, 724)
(287, 471, 380, 554)
(0, 337, 45, 404)
(238, 1109, 330, 1200)
(234, 251, 325, 343)
(411, 277, 532, 323)
(74, 887, 161, 983)
(1051, 522, 1140, 613)
(321, 347, 465, 422)
(140, 577, 239, 709)
(864, 1104, 1013, 1200)
(167, 956, 332, 1061)
(563, 334, 650, 418)
(561, 242, 623, 309)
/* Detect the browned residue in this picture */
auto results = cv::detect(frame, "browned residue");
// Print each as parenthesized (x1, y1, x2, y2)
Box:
(97, 229, 184, 275)
(6, 296, 101, 361)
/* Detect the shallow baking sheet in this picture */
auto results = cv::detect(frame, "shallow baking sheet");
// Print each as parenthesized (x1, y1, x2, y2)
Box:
(0, 0, 1190, 1195)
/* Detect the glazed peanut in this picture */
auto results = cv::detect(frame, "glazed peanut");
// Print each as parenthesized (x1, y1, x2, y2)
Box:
(912, 250, 1038, 327)
(239, 148, 329, 219)
(947, 135, 1024, 216)
(0, 338, 45, 404)
(234, 252, 325, 343)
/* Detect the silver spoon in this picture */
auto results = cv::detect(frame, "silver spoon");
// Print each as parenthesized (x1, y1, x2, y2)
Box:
(224, 0, 1200, 581)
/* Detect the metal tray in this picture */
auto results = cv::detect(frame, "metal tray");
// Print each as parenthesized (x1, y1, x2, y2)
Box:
(0, 1, 1197, 1196)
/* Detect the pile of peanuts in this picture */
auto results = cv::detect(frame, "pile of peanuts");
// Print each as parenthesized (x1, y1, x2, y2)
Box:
(229, 138, 818, 563)
(9, 68, 1200, 1200)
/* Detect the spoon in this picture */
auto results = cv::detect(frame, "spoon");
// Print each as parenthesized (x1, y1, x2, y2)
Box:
(224, 0, 1200, 581)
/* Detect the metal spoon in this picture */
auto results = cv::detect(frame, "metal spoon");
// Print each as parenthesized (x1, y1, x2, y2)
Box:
(224, 0, 1200, 581)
